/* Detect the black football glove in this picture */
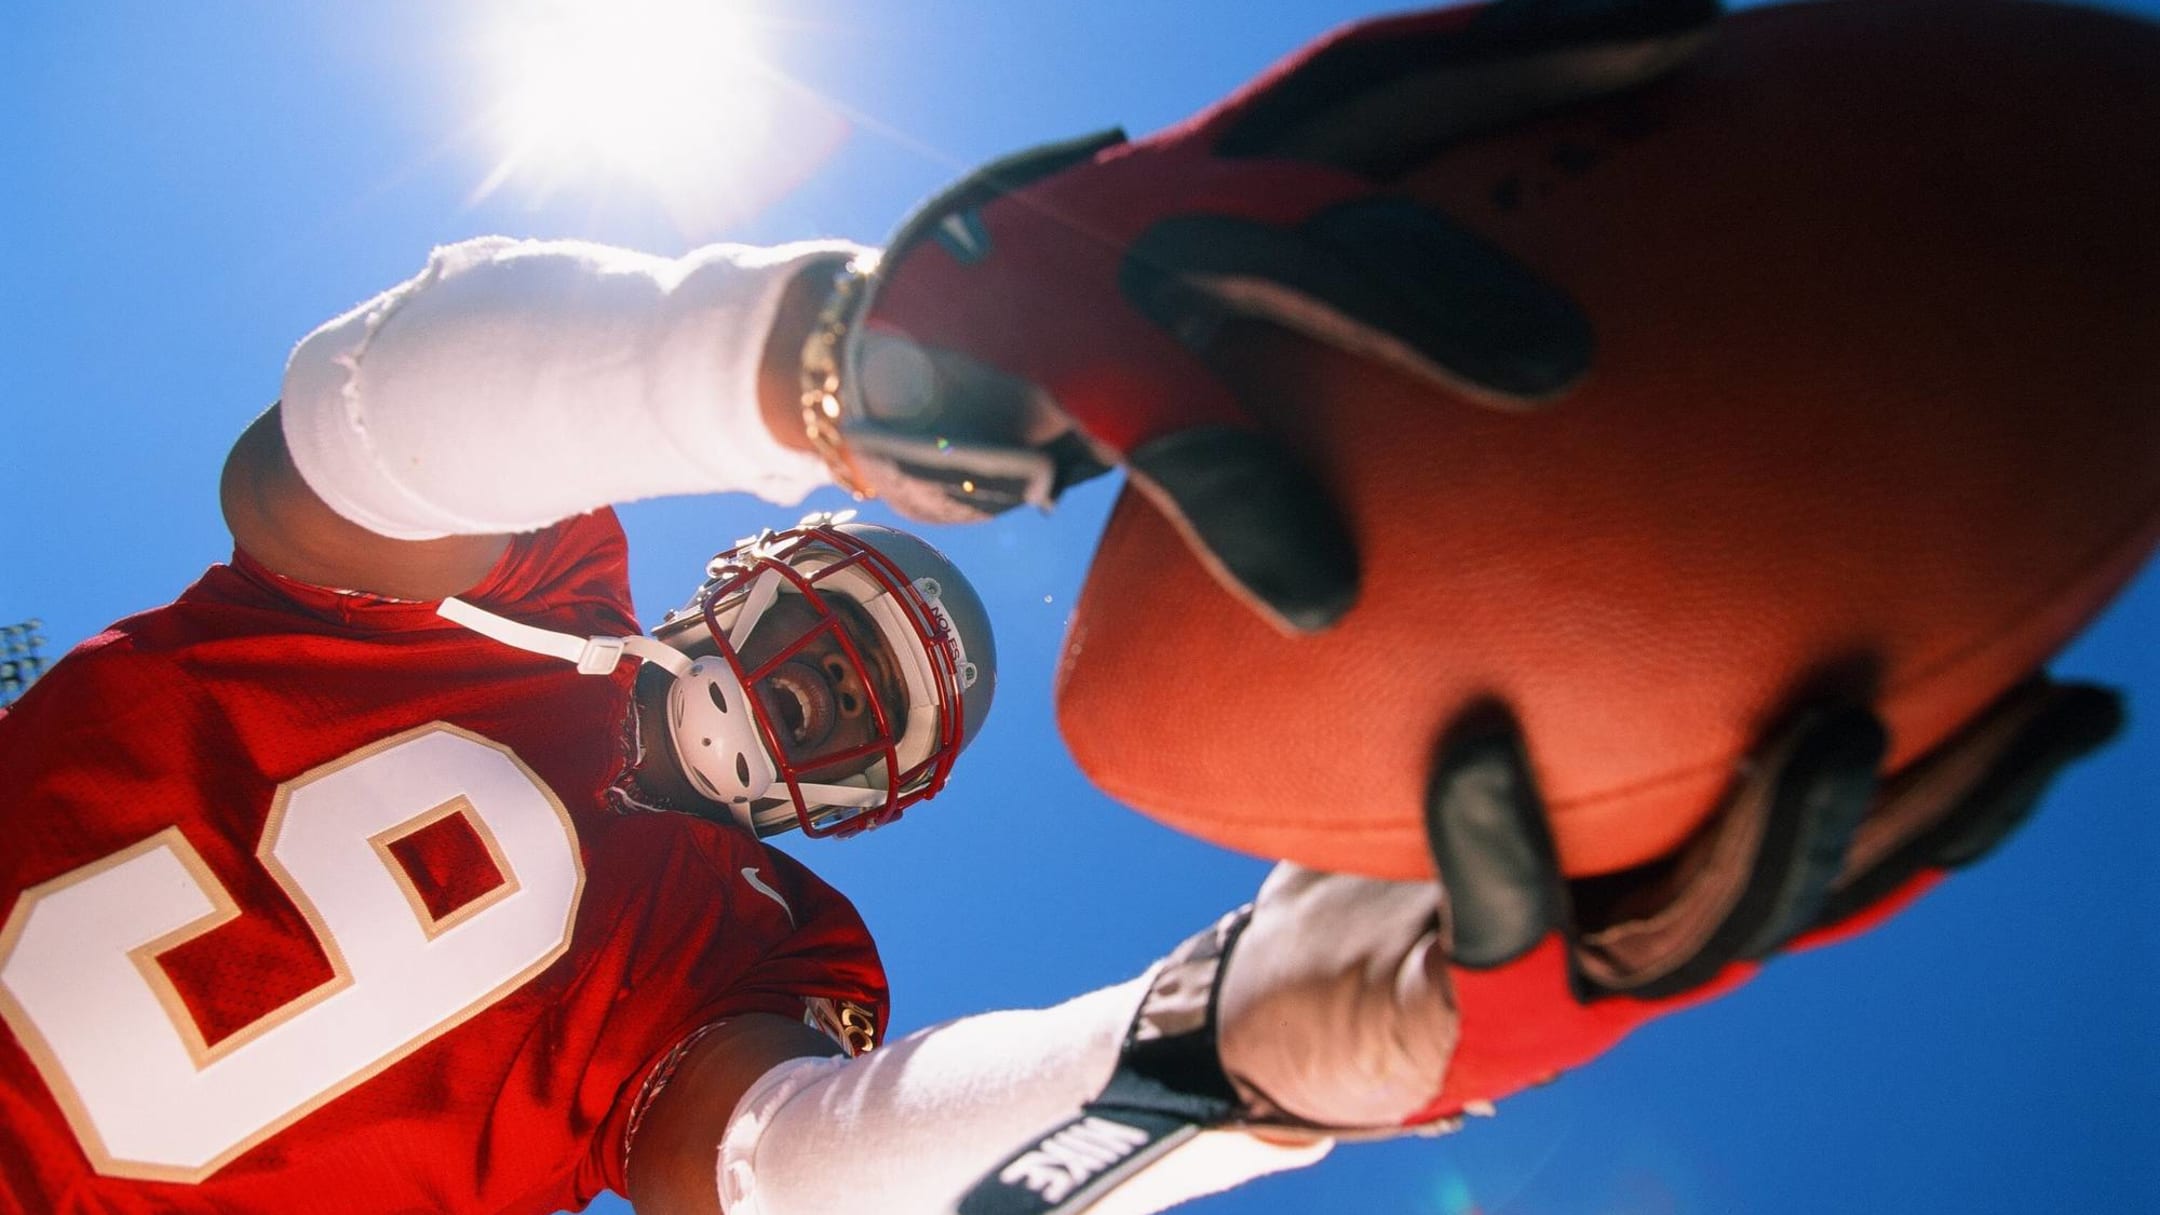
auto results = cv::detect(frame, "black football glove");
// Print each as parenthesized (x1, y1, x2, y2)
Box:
(1418, 674, 2125, 1116)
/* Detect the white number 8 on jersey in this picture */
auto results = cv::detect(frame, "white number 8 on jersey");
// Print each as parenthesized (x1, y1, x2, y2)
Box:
(0, 724, 584, 1182)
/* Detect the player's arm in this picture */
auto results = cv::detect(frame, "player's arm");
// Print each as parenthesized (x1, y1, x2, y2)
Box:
(624, 1014, 843, 1215)
(221, 238, 847, 599)
(220, 405, 509, 600)
(629, 867, 1458, 1215)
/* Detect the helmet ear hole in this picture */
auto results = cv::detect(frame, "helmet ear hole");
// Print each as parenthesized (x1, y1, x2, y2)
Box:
(708, 683, 729, 713)
(735, 753, 751, 785)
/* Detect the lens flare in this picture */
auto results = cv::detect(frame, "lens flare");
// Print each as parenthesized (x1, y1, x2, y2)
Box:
(474, 0, 846, 233)
(1430, 1167, 1480, 1215)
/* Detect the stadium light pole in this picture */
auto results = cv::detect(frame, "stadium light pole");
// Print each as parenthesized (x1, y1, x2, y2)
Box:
(2, 619, 46, 708)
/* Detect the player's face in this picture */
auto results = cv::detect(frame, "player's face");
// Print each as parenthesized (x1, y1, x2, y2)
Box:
(735, 594, 911, 786)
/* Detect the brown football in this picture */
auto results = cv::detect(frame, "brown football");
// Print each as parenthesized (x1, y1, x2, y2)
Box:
(1056, 0, 2160, 881)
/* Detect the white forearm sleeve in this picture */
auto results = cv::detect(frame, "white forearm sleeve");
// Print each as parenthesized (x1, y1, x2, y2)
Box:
(280, 236, 867, 538)
(717, 977, 1331, 1215)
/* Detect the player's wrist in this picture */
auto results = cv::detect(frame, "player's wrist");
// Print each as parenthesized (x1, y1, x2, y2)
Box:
(758, 254, 861, 459)
(789, 258, 878, 494)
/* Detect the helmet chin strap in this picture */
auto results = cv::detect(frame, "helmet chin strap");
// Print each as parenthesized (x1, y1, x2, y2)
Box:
(437, 597, 694, 679)
(441, 595, 782, 830)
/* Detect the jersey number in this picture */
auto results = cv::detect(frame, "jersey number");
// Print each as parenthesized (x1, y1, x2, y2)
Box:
(0, 724, 584, 1182)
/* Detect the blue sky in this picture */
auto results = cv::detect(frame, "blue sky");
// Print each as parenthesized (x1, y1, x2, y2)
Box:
(2, 3, 2154, 1213)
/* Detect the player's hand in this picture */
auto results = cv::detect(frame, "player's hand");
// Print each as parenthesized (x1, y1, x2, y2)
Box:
(1059, 860, 1465, 1142)
(953, 867, 1454, 1215)
(1193, 674, 2124, 1135)
(803, 0, 1719, 634)
(1096, 674, 2122, 1139)
(1211, 865, 1456, 1130)
(1414, 674, 2124, 1120)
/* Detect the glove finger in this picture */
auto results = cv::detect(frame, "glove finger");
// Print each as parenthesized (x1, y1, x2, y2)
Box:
(1812, 678, 2125, 932)
(1924, 682, 2122, 868)
(1423, 696, 1887, 996)
(1723, 703, 1886, 961)
(1565, 702, 1884, 998)
(1124, 424, 1358, 635)
(1421, 703, 1564, 970)
(853, 330, 1073, 446)
(1207, 0, 1717, 177)
(1125, 199, 1591, 407)
(849, 290, 1361, 634)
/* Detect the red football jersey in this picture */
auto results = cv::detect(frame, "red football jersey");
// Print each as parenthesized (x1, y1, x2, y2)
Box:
(0, 510, 888, 1214)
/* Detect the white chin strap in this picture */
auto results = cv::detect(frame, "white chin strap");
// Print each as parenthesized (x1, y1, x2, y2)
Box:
(437, 596, 692, 678)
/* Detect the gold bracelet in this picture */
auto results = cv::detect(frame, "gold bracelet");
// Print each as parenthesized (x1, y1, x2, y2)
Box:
(799, 262, 876, 500)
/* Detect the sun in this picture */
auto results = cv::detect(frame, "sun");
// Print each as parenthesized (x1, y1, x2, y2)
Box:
(473, 0, 846, 233)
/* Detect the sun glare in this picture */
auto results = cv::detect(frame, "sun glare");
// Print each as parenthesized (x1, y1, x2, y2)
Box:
(476, 0, 846, 233)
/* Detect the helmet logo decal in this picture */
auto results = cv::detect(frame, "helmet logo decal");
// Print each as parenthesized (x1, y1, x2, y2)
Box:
(914, 575, 977, 691)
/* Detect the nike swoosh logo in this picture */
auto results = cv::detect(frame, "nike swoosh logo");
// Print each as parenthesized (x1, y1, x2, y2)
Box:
(742, 866, 794, 926)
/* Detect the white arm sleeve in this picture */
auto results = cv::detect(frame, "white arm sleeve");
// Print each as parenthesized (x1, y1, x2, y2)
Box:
(717, 978, 1331, 1215)
(280, 236, 867, 538)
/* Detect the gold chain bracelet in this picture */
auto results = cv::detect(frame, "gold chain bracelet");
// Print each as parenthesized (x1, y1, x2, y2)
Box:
(799, 262, 876, 500)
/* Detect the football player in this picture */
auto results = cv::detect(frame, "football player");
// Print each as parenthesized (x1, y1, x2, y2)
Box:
(0, 232, 1458, 1215)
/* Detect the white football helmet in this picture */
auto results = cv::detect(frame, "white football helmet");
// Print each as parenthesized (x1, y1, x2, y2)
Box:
(440, 511, 994, 838)
(649, 512, 994, 836)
